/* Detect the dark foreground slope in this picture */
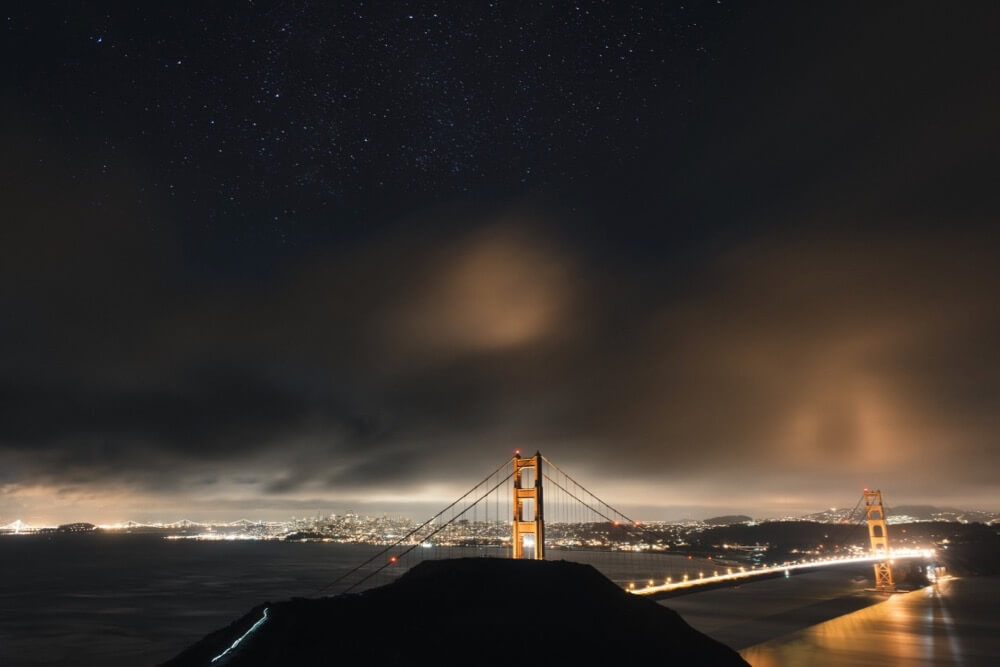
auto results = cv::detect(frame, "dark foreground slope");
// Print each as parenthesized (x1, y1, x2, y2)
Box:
(165, 558, 748, 666)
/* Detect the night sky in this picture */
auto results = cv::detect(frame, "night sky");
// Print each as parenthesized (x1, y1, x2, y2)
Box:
(2, 2, 999, 523)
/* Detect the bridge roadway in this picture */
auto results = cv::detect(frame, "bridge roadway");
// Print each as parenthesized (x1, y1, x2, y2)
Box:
(629, 548, 934, 596)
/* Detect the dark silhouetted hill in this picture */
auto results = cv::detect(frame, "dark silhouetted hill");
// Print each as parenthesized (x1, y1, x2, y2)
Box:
(164, 558, 748, 666)
(704, 515, 753, 526)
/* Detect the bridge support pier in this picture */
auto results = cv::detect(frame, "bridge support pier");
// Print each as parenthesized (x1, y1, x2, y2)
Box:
(512, 452, 544, 560)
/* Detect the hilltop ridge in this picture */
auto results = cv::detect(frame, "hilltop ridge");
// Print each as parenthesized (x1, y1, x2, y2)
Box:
(164, 558, 747, 666)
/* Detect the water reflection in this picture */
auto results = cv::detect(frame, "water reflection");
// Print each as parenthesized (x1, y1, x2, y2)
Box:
(741, 577, 1000, 666)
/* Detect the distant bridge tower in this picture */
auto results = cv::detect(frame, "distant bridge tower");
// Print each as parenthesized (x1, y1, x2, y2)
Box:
(512, 451, 544, 559)
(863, 489, 895, 591)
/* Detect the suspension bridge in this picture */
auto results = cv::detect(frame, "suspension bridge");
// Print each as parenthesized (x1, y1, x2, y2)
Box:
(321, 451, 935, 598)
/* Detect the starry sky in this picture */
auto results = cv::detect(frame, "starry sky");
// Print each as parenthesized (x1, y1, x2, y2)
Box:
(2, 2, 999, 523)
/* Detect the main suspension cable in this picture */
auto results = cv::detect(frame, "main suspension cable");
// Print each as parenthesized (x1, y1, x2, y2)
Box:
(542, 455, 640, 526)
(314, 456, 514, 596)
(829, 494, 867, 551)
(343, 471, 515, 593)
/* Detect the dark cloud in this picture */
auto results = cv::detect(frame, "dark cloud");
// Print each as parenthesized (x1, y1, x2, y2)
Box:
(3, 198, 997, 519)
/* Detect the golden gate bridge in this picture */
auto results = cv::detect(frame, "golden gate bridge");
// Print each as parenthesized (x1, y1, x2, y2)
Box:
(320, 451, 935, 597)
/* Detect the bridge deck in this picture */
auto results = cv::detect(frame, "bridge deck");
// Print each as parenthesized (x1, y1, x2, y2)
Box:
(629, 549, 933, 596)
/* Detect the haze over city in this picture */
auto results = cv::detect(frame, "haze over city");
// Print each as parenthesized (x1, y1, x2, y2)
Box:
(2, 2, 998, 526)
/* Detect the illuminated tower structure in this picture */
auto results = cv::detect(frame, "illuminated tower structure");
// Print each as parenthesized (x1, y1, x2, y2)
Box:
(863, 489, 895, 591)
(512, 451, 544, 560)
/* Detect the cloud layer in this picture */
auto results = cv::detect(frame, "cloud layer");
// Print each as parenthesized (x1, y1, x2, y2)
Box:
(2, 156, 997, 522)
(3, 2, 1000, 522)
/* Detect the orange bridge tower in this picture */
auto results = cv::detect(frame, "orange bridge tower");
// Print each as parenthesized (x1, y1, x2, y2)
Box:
(863, 489, 895, 591)
(512, 451, 544, 559)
